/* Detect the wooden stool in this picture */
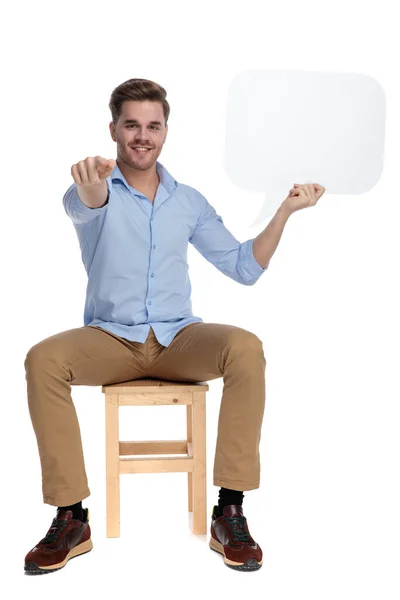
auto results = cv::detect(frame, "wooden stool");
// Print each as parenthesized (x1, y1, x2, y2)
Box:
(102, 378, 209, 537)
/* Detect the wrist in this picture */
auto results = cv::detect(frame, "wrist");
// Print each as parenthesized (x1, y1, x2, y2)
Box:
(278, 200, 294, 220)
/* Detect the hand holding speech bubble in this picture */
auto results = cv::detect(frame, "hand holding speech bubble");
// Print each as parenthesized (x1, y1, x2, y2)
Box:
(224, 70, 386, 226)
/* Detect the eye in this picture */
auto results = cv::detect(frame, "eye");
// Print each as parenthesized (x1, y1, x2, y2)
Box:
(126, 124, 160, 130)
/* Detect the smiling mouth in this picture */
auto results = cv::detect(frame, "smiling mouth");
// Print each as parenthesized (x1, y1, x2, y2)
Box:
(131, 147, 152, 153)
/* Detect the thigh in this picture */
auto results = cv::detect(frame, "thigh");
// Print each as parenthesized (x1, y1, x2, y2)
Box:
(146, 322, 264, 382)
(24, 325, 148, 386)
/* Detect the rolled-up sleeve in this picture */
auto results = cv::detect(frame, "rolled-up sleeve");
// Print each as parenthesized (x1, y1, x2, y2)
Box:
(62, 180, 110, 225)
(189, 193, 269, 285)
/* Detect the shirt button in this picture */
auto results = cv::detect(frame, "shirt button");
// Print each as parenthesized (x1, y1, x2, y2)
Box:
(153, 244, 156, 249)
(148, 300, 152, 305)
(151, 273, 154, 277)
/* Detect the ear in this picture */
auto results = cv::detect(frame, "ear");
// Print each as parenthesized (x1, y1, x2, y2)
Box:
(109, 121, 116, 142)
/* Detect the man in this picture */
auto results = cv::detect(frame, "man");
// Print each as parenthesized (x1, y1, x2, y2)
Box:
(24, 78, 325, 575)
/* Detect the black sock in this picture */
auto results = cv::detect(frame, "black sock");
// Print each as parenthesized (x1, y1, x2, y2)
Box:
(57, 501, 84, 521)
(215, 487, 244, 517)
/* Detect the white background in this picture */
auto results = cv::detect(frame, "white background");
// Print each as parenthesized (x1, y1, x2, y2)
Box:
(1, 0, 399, 597)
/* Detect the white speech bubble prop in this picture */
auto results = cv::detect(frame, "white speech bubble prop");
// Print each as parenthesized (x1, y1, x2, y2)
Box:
(224, 70, 386, 226)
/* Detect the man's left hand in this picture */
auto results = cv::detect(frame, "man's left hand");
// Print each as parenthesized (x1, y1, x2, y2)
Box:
(282, 183, 326, 214)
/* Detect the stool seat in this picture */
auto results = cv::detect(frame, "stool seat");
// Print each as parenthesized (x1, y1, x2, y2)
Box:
(102, 378, 209, 537)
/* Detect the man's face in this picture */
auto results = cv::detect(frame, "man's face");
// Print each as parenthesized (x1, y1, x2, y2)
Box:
(110, 100, 168, 171)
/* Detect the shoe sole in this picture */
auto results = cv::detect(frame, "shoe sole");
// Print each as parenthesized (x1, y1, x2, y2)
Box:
(209, 536, 263, 571)
(24, 538, 93, 575)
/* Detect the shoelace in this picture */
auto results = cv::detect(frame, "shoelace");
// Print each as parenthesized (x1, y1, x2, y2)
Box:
(40, 518, 69, 544)
(226, 516, 252, 543)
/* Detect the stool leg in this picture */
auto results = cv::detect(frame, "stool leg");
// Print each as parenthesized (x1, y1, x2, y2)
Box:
(105, 393, 120, 537)
(186, 404, 193, 512)
(192, 391, 207, 534)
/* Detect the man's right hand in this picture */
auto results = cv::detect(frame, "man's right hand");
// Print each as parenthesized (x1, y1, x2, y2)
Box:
(71, 156, 116, 208)
(71, 156, 116, 187)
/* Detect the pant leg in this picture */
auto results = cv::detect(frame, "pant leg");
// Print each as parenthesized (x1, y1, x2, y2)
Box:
(145, 322, 267, 491)
(24, 325, 149, 507)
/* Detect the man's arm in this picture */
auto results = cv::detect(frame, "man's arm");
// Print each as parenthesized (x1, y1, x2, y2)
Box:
(189, 192, 269, 286)
(63, 156, 114, 224)
(63, 181, 110, 224)
(77, 179, 109, 208)
(252, 203, 292, 269)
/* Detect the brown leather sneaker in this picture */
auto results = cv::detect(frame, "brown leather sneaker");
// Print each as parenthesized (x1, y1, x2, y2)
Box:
(209, 505, 263, 571)
(24, 508, 93, 575)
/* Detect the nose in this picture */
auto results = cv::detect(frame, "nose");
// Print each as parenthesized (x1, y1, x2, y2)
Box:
(134, 125, 151, 138)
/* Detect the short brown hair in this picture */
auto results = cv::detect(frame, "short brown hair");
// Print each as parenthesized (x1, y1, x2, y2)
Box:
(109, 78, 170, 126)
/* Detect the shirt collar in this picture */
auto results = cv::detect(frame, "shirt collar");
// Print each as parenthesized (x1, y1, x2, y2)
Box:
(109, 160, 177, 196)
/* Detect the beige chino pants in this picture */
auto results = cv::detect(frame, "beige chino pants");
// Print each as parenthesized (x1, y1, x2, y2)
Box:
(24, 322, 266, 507)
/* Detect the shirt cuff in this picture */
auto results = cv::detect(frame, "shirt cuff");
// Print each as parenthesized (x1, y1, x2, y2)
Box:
(239, 238, 269, 284)
(63, 180, 110, 224)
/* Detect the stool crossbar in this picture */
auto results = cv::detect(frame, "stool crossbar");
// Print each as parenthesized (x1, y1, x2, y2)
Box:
(102, 378, 209, 537)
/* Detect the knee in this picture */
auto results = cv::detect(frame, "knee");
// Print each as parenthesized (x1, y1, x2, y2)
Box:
(25, 345, 41, 370)
(248, 334, 266, 363)
(228, 329, 265, 358)
(24, 341, 54, 370)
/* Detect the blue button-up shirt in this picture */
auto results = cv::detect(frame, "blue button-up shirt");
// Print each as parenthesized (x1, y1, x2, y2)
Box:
(63, 160, 268, 346)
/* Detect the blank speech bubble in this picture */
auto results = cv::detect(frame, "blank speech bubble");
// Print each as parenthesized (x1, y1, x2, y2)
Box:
(224, 70, 386, 226)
